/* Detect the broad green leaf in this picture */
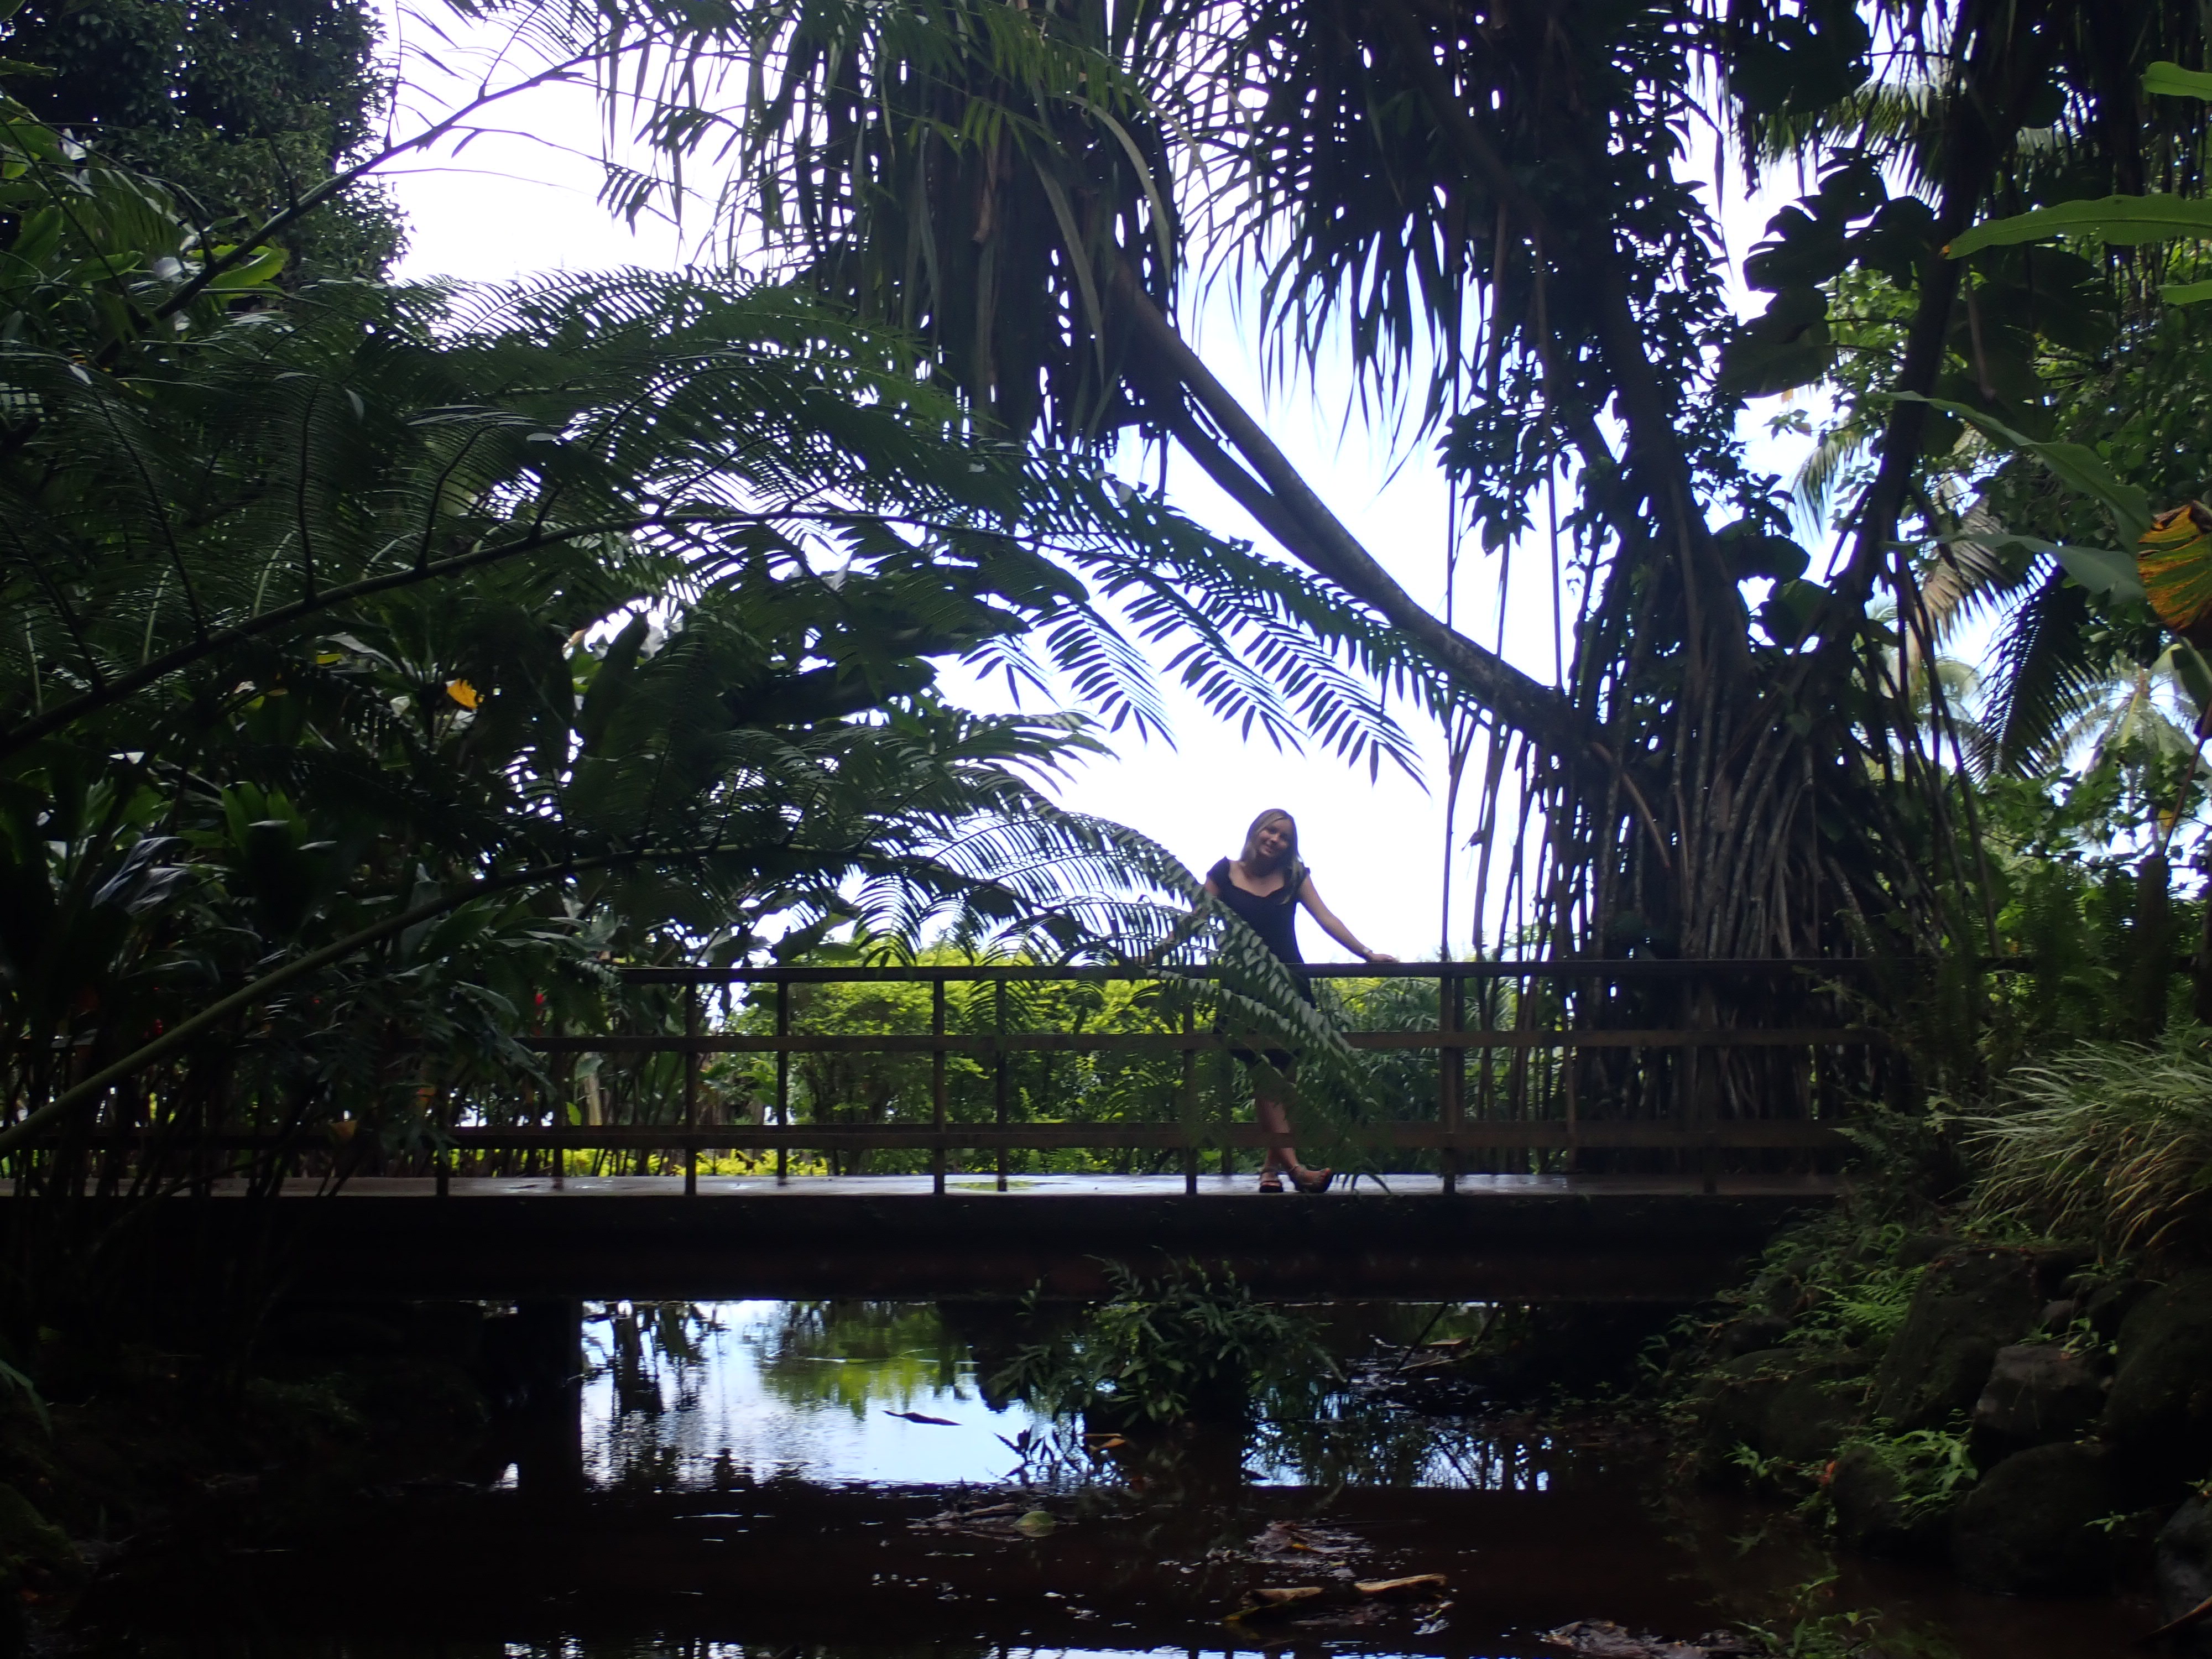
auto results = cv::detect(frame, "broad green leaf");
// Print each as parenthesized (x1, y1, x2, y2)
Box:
(203, 244, 286, 291)
(2170, 642, 2212, 717)
(1960, 533, 2149, 602)
(2144, 61, 2212, 102)
(1945, 195, 2212, 259)
(2048, 544, 2148, 603)
(2159, 279, 2212, 305)
(1895, 393, 2152, 540)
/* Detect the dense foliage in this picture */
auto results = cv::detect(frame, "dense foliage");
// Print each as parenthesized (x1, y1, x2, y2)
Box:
(0, 0, 405, 279)
(0, 65, 1425, 1282)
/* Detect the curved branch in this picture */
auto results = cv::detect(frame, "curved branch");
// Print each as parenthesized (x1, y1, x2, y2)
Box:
(1115, 272, 1606, 769)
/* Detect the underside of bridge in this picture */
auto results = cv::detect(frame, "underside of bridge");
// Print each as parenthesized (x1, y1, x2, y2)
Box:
(53, 1173, 1835, 1303)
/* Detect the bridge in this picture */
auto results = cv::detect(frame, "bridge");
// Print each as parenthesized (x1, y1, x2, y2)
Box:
(34, 960, 1879, 1302)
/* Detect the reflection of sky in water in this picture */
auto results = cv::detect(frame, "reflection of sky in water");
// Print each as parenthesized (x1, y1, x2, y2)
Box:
(502, 1648, 1268, 1659)
(580, 1300, 1554, 1494)
(583, 1300, 1052, 1488)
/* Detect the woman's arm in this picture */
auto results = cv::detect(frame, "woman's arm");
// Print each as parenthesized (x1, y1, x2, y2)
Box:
(1297, 878, 1396, 963)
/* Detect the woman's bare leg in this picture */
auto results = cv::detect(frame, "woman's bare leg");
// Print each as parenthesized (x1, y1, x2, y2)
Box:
(1255, 1086, 1301, 1180)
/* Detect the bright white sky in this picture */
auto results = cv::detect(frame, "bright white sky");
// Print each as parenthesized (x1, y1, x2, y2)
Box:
(375, 9, 1829, 962)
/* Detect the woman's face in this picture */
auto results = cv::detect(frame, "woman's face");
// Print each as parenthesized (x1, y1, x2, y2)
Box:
(1252, 817, 1293, 865)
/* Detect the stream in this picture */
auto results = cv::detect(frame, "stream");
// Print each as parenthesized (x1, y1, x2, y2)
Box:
(77, 1300, 2157, 1657)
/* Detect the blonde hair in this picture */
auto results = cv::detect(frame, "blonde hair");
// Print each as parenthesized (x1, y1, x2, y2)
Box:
(1238, 809, 1305, 898)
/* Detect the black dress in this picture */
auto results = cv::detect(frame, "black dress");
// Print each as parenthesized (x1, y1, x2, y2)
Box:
(1208, 857, 1312, 1067)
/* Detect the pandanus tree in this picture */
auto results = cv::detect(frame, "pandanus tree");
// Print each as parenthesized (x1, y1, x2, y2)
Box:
(460, 0, 2211, 1113)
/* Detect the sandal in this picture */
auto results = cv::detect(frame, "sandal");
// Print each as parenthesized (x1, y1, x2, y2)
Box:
(1293, 1167, 1335, 1194)
(1257, 1175, 1286, 1193)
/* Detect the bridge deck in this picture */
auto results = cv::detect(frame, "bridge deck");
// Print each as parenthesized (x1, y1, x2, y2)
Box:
(245, 1171, 1834, 1198)
(73, 1172, 1837, 1302)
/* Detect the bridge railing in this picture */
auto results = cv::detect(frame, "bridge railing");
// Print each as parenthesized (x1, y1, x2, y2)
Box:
(389, 958, 1886, 1195)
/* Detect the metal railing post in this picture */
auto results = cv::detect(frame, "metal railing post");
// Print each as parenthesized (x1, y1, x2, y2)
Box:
(775, 980, 791, 1186)
(551, 1046, 566, 1191)
(684, 983, 700, 1197)
(1440, 971, 1463, 1196)
(994, 980, 1009, 1193)
(1563, 1019, 1580, 1176)
(1218, 1037, 1233, 1179)
(931, 978, 947, 1195)
(1181, 1006, 1198, 1196)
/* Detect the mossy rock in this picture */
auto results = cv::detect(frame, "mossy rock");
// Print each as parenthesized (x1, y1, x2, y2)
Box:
(1950, 1442, 2117, 1595)
(1828, 1441, 1952, 1562)
(1970, 1343, 2109, 1463)
(1687, 1349, 1863, 1481)
(1687, 1348, 1794, 1481)
(2104, 1269, 2212, 1499)
(1763, 1367, 1866, 1464)
(1870, 1249, 2041, 1431)
(2156, 1497, 2212, 1658)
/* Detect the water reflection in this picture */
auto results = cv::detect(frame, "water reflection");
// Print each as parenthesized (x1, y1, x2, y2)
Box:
(79, 1300, 2158, 1659)
(585, 1301, 1055, 1489)
(580, 1300, 1557, 1494)
(495, 1650, 1287, 1659)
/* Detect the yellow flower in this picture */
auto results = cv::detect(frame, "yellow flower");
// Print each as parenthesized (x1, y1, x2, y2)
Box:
(445, 679, 481, 709)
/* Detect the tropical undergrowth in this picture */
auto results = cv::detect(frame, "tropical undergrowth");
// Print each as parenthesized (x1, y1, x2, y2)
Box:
(989, 1260, 1329, 1428)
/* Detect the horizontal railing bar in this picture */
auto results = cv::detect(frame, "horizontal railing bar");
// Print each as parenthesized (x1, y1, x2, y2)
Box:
(111, 1121, 1850, 1154)
(608, 958, 2084, 987)
(614, 958, 1909, 985)
(521, 1027, 1880, 1056)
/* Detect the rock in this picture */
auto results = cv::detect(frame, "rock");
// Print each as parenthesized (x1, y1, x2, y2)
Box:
(1871, 1249, 2042, 1430)
(1828, 1442, 1950, 1562)
(1720, 1314, 1792, 1357)
(1969, 1344, 2108, 1459)
(2103, 1270, 2212, 1498)
(1687, 1350, 1860, 1481)
(2027, 1245, 2098, 1295)
(2154, 1498, 2212, 1658)
(1950, 1442, 2118, 1594)
(1688, 1350, 1791, 1481)
(1896, 1233, 1953, 1270)
(1760, 1369, 1864, 1464)
(2080, 1276, 2153, 1342)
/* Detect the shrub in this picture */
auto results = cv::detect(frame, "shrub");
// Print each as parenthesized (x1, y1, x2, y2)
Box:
(991, 1261, 1328, 1426)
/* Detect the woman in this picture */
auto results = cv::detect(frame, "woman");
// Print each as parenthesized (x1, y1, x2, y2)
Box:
(1203, 808, 1395, 1193)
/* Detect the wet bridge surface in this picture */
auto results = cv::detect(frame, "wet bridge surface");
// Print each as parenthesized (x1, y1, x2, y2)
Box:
(116, 1170, 1838, 1302)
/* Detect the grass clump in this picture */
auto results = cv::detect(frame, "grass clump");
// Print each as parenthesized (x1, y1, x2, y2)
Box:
(1970, 1038, 2212, 1254)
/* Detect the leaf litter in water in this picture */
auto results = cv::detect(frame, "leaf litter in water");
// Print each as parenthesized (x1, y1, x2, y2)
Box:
(1541, 1620, 1765, 1658)
(1355, 1573, 1448, 1597)
(910, 1499, 1049, 1541)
